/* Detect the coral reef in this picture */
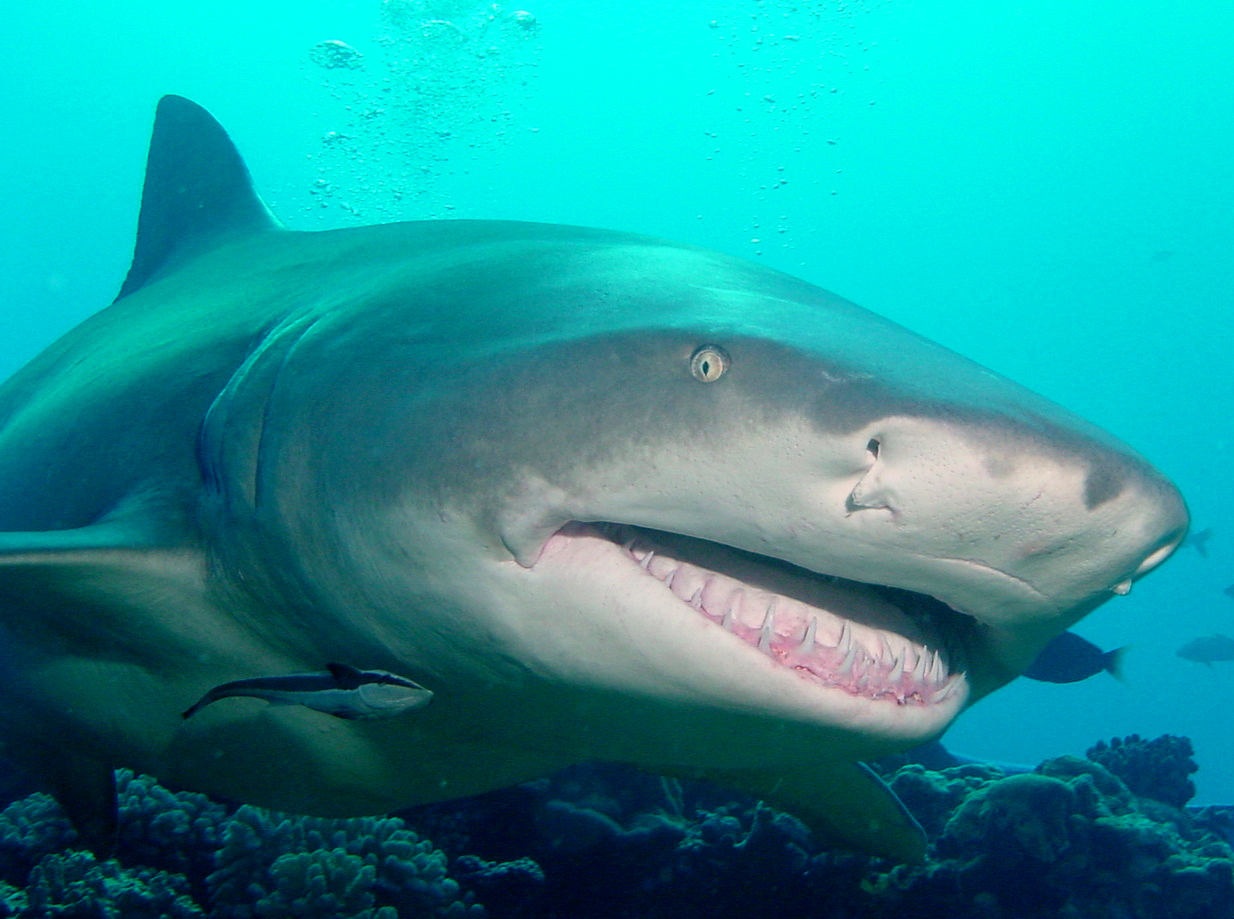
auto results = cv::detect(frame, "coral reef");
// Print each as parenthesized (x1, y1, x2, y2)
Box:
(208, 804, 481, 919)
(22, 851, 202, 919)
(0, 735, 1226, 918)
(1086, 733, 1198, 808)
(915, 756, 1231, 919)
(407, 742, 1232, 919)
(0, 791, 76, 887)
(0, 772, 484, 918)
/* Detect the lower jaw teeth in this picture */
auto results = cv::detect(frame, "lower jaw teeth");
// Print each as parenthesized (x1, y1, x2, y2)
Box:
(614, 527, 963, 706)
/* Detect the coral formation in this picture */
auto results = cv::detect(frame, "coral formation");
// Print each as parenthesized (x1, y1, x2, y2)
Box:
(0, 735, 1226, 918)
(918, 756, 1231, 919)
(0, 792, 76, 887)
(208, 804, 481, 919)
(0, 772, 484, 918)
(1086, 733, 1198, 808)
(23, 850, 202, 919)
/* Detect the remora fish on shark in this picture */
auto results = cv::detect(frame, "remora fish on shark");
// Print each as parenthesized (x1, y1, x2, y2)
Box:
(181, 663, 433, 720)
(0, 96, 1187, 863)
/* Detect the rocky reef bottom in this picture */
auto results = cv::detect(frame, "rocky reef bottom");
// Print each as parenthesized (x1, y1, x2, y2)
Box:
(0, 734, 1229, 918)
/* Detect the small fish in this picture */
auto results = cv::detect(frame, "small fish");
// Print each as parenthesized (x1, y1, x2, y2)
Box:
(182, 663, 433, 720)
(1022, 631, 1127, 683)
(1182, 527, 1214, 557)
(1223, 584, 1234, 600)
(1177, 634, 1234, 666)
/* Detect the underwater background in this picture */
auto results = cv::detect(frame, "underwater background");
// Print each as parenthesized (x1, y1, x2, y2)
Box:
(2, 1, 1233, 915)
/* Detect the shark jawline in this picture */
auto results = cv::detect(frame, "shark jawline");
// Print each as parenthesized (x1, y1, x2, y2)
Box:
(557, 521, 972, 707)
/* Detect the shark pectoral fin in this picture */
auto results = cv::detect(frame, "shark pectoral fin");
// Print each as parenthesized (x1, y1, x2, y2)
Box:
(0, 519, 208, 668)
(699, 760, 927, 864)
(37, 749, 118, 859)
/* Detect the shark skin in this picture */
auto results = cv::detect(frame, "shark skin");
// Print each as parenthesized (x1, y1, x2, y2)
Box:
(0, 96, 1187, 863)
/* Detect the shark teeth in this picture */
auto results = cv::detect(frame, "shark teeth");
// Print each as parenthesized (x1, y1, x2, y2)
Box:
(616, 527, 965, 707)
(798, 617, 817, 653)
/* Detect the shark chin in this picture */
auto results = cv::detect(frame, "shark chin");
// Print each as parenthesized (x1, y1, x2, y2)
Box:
(0, 95, 1188, 865)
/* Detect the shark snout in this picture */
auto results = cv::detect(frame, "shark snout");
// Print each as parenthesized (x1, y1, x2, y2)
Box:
(839, 415, 1187, 622)
(1132, 534, 1184, 579)
(1082, 459, 1188, 594)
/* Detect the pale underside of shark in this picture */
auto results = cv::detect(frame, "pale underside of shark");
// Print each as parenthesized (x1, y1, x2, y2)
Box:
(0, 96, 1187, 863)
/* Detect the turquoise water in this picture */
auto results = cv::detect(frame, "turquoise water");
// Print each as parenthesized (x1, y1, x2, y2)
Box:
(3, 0, 1232, 805)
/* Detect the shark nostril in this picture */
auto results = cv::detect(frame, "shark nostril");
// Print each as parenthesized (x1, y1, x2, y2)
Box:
(845, 438, 888, 514)
(847, 479, 893, 514)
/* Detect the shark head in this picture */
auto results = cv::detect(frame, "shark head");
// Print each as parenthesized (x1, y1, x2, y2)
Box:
(0, 96, 1188, 862)
(211, 232, 1183, 758)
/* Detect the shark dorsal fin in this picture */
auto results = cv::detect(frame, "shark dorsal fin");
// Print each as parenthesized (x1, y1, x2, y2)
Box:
(116, 95, 281, 301)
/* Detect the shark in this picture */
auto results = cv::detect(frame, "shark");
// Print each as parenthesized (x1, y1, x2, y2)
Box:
(0, 95, 1187, 863)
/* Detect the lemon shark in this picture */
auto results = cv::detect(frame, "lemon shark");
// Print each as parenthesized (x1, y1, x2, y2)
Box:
(0, 96, 1187, 862)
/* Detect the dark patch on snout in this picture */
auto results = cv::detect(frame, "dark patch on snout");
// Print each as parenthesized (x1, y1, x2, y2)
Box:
(1083, 464, 1124, 509)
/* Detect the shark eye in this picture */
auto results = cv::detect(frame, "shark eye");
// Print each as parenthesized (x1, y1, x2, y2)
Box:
(689, 344, 731, 382)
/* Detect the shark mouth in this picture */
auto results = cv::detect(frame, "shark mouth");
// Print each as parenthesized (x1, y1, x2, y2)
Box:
(580, 522, 971, 707)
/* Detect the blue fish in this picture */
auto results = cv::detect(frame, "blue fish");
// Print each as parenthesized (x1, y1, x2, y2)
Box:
(1177, 634, 1234, 665)
(1023, 631, 1127, 683)
(1181, 527, 1213, 557)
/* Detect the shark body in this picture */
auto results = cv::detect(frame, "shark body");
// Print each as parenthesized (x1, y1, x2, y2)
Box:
(0, 97, 1187, 861)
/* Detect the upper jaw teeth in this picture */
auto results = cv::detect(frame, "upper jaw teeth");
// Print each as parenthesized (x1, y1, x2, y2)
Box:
(620, 530, 965, 707)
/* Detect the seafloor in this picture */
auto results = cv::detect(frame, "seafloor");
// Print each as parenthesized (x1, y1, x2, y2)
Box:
(0, 733, 1228, 918)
